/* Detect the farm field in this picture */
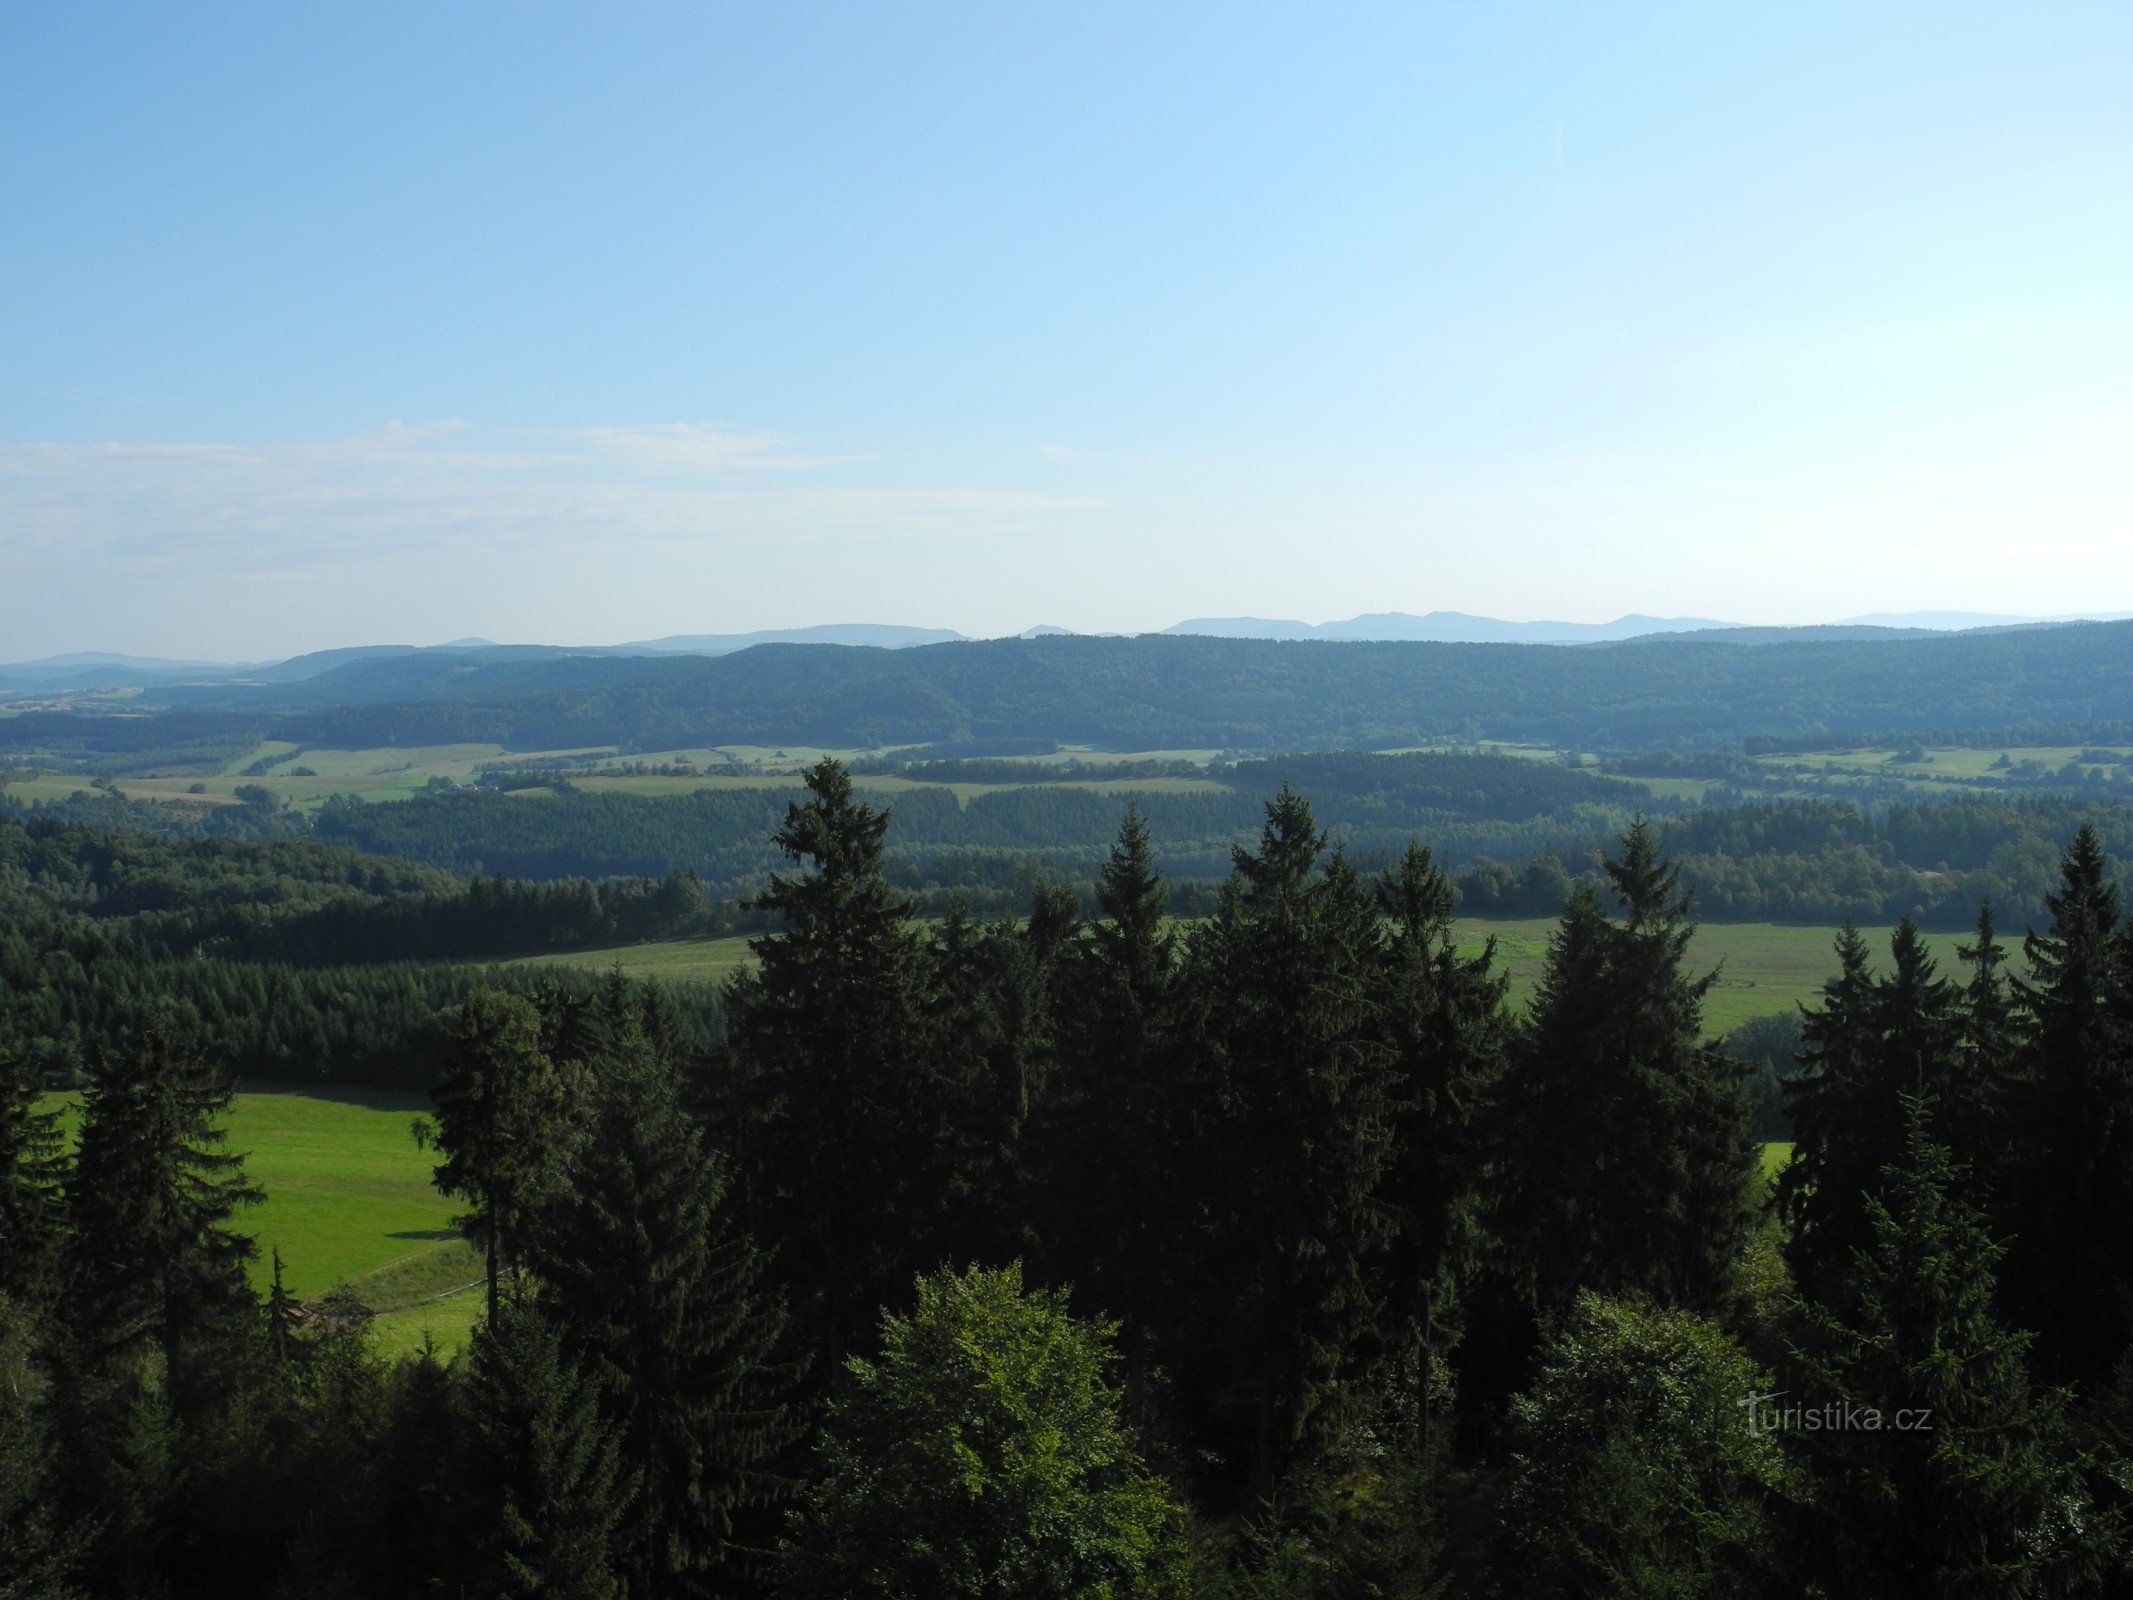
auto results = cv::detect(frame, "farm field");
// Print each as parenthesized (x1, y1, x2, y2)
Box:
(41, 1085, 483, 1358)
(505, 933, 761, 989)
(1750, 743, 2130, 791)
(4, 743, 601, 812)
(509, 917, 2004, 1038)
(1448, 916, 2003, 1036)
(572, 771, 1232, 804)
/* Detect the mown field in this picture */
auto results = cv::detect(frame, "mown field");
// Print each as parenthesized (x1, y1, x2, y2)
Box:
(1446, 917, 2001, 1036)
(12, 736, 2124, 828)
(507, 916, 2002, 1038)
(42, 1086, 483, 1359)
(1750, 743, 2131, 792)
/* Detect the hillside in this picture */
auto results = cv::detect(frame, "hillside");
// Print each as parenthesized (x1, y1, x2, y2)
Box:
(70, 621, 2121, 756)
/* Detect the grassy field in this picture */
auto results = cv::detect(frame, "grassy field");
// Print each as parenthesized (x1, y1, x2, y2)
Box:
(1448, 916, 2002, 1036)
(571, 771, 1232, 805)
(508, 917, 1998, 1038)
(505, 933, 761, 988)
(1751, 743, 2130, 791)
(42, 1085, 484, 1359)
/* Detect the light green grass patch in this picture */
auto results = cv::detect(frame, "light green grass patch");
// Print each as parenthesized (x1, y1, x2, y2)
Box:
(0, 775, 101, 803)
(1624, 776, 1723, 803)
(574, 773, 807, 795)
(370, 1282, 485, 1361)
(703, 744, 914, 772)
(1450, 917, 2007, 1037)
(40, 1084, 467, 1335)
(501, 935, 760, 988)
(1752, 744, 2130, 789)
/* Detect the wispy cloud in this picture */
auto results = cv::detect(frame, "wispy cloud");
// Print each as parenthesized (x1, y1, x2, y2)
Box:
(0, 420, 1106, 657)
(0, 421, 1094, 575)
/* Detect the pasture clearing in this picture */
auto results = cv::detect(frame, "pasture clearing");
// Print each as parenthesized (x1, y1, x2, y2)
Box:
(571, 770, 1233, 806)
(1450, 916, 2006, 1036)
(1751, 744, 2130, 791)
(41, 1084, 482, 1358)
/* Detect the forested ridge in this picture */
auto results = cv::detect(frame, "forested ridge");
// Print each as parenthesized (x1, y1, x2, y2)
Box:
(3, 759, 2133, 1596)
(6, 621, 2125, 758)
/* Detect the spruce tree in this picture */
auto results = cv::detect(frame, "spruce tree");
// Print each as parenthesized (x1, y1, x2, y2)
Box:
(1180, 785, 1397, 1496)
(263, 1248, 301, 1370)
(66, 1025, 262, 1371)
(1375, 840, 1512, 1455)
(0, 1046, 68, 1307)
(2000, 825, 2133, 1389)
(532, 1016, 797, 1597)
(1780, 921, 1881, 1298)
(1794, 1100, 2112, 1598)
(431, 988, 575, 1328)
(724, 758, 946, 1383)
(0, 1291, 83, 1600)
(920, 896, 1060, 1268)
(1506, 820, 1756, 1319)
(57, 1025, 262, 1590)
(1779, 918, 1972, 1303)
(1039, 805, 1183, 1395)
(1953, 899, 2016, 1166)
(459, 1288, 632, 1600)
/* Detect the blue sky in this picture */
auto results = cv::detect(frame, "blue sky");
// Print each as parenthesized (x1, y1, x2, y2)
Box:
(3, 2, 2127, 659)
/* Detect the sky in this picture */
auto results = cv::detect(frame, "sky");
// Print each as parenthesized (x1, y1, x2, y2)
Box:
(2, 2, 2128, 661)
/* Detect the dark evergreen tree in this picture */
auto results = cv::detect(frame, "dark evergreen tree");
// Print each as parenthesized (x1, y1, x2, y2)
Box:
(430, 988, 576, 1328)
(533, 1015, 797, 1598)
(0, 1291, 82, 1600)
(1778, 921, 1882, 1299)
(724, 759, 947, 1384)
(0, 1047, 68, 1308)
(1374, 841, 1513, 1456)
(1793, 1100, 2114, 1598)
(459, 1288, 632, 1600)
(1179, 785, 1397, 1496)
(373, 1345, 470, 1599)
(1953, 899, 2016, 1165)
(66, 1025, 261, 1371)
(1038, 806, 1183, 1397)
(1779, 918, 1971, 1302)
(1505, 820, 1756, 1319)
(262, 1248, 301, 1370)
(2000, 825, 2133, 1389)
(920, 896, 1056, 1268)
(56, 1025, 262, 1592)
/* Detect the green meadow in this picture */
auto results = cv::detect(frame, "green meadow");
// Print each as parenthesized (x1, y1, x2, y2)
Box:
(1446, 916, 2005, 1036)
(1750, 743, 2130, 791)
(42, 1086, 484, 1359)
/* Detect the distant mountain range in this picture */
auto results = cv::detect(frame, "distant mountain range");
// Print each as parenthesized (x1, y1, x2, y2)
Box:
(1160, 611, 1735, 644)
(5, 610, 2128, 693)
(622, 624, 966, 653)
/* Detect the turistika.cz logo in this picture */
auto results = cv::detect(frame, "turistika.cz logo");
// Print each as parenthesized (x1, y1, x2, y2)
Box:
(1737, 1390, 1934, 1438)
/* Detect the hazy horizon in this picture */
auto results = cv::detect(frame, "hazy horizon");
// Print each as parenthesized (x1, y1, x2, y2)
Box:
(4, 4, 2127, 661)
